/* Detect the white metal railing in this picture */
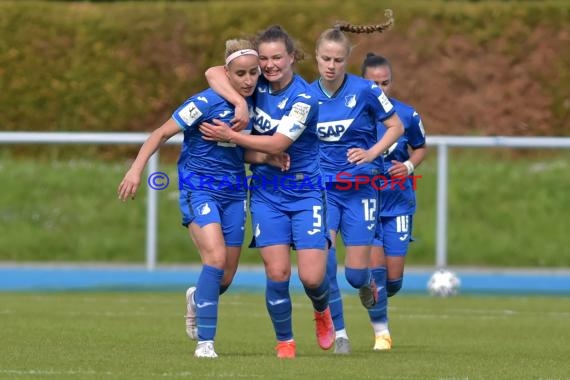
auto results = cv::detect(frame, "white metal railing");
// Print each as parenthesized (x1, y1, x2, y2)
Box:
(0, 132, 182, 271)
(426, 136, 570, 267)
(2, 132, 570, 270)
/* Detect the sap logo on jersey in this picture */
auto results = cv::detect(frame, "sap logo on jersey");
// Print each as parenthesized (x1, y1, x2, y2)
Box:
(317, 119, 353, 141)
(253, 108, 279, 133)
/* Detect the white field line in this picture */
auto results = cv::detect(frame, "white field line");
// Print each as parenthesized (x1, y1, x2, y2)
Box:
(22, 295, 178, 305)
(0, 369, 112, 376)
(0, 369, 262, 378)
(160, 372, 262, 378)
(291, 301, 570, 318)
(58, 307, 570, 320)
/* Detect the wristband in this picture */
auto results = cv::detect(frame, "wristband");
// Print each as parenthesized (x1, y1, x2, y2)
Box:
(403, 160, 415, 175)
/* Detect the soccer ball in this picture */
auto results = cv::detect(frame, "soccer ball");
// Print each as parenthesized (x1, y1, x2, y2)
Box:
(427, 269, 461, 297)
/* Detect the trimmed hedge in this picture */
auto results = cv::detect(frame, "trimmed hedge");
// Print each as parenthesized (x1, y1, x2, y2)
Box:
(2, 1, 569, 142)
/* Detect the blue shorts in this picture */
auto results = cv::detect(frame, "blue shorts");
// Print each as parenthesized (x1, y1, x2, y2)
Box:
(372, 215, 414, 256)
(327, 184, 378, 246)
(249, 193, 328, 250)
(179, 190, 247, 247)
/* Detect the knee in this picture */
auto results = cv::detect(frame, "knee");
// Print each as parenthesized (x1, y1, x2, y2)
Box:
(201, 248, 227, 269)
(299, 272, 324, 289)
(387, 278, 403, 297)
(265, 267, 291, 282)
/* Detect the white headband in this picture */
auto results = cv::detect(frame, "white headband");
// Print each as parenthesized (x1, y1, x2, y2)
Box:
(225, 49, 259, 66)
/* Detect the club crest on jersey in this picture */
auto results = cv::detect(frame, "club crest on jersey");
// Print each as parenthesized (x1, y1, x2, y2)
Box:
(289, 123, 302, 133)
(277, 98, 288, 110)
(253, 107, 279, 133)
(197, 203, 211, 216)
(317, 119, 354, 141)
(344, 94, 356, 108)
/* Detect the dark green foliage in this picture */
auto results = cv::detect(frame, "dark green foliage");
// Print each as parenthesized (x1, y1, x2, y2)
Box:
(2, 1, 570, 140)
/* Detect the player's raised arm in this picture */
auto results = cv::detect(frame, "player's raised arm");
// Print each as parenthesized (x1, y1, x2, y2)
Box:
(205, 65, 250, 130)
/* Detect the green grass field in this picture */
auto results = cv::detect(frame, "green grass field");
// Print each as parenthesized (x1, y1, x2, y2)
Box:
(0, 292, 569, 379)
(1, 149, 569, 267)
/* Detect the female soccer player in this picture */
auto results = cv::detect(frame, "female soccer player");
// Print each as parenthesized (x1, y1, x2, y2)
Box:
(117, 39, 270, 359)
(310, 19, 404, 354)
(362, 53, 428, 351)
(200, 25, 334, 359)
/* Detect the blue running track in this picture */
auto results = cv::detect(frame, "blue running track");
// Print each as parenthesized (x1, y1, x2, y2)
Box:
(1, 265, 569, 295)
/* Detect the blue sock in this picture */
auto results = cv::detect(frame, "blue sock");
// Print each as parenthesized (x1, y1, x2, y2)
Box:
(387, 278, 403, 297)
(326, 247, 345, 331)
(304, 275, 330, 313)
(265, 279, 293, 341)
(345, 266, 370, 289)
(367, 266, 388, 325)
(195, 265, 224, 341)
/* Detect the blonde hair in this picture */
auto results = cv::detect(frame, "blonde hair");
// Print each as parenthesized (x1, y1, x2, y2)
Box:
(316, 10, 395, 56)
(316, 28, 353, 55)
(334, 9, 394, 34)
(225, 39, 256, 59)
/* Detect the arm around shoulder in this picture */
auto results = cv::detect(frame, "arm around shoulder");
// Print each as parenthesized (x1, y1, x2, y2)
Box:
(205, 65, 249, 129)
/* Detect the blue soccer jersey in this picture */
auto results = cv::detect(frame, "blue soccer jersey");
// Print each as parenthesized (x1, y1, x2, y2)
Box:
(247, 75, 327, 250)
(249, 75, 322, 203)
(311, 73, 395, 180)
(172, 88, 252, 199)
(377, 98, 426, 216)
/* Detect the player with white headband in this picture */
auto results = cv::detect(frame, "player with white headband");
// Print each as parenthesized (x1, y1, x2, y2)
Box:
(200, 25, 334, 359)
(225, 48, 258, 66)
(119, 38, 285, 359)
